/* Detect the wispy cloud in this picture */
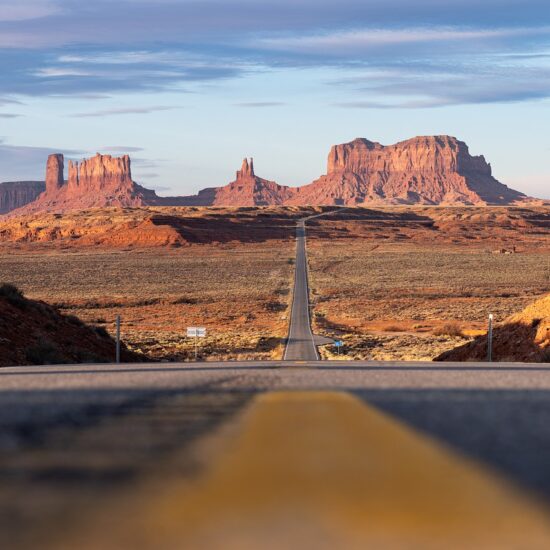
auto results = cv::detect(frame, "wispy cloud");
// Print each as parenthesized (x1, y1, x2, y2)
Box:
(100, 146, 145, 153)
(0, 113, 22, 118)
(234, 101, 286, 107)
(33, 67, 93, 77)
(0, 1, 549, 110)
(69, 106, 180, 118)
(0, 0, 61, 22)
(257, 26, 550, 54)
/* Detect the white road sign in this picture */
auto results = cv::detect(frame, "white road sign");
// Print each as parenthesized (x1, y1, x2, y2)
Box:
(187, 327, 207, 338)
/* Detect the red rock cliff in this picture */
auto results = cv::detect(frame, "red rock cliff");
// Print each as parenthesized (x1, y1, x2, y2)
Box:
(208, 158, 294, 206)
(10, 153, 161, 214)
(45, 154, 64, 194)
(288, 136, 526, 206)
(67, 154, 133, 195)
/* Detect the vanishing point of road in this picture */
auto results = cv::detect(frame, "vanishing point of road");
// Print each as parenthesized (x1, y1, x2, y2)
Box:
(284, 218, 319, 360)
(284, 211, 337, 361)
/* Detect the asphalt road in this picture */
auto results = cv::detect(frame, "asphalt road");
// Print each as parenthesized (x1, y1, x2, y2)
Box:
(2, 362, 550, 548)
(284, 220, 319, 361)
(284, 211, 337, 361)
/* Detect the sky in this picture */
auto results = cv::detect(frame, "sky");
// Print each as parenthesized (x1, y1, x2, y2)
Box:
(0, 0, 549, 198)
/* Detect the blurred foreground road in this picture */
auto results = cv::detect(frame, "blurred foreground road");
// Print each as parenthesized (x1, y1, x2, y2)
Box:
(2, 361, 550, 548)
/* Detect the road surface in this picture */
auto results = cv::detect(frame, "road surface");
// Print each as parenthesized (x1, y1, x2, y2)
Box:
(2, 361, 550, 548)
(284, 212, 337, 360)
(284, 219, 319, 361)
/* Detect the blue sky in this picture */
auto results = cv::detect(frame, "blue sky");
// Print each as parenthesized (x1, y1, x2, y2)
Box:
(0, 0, 549, 198)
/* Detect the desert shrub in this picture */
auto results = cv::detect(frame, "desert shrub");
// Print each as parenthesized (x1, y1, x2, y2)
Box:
(172, 296, 198, 305)
(385, 325, 403, 332)
(433, 322, 464, 338)
(0, 284, 26, 308)
(265, 301, 286, 312)
(25, 338, 67, 365)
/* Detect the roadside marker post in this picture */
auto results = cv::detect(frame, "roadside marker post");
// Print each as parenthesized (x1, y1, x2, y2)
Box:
(116, 315, 121, 364)
(187, 327, 207, 361)
(487, 314, 494, 363)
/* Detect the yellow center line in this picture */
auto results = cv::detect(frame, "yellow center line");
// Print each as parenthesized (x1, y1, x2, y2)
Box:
(63, 392, 550, 549)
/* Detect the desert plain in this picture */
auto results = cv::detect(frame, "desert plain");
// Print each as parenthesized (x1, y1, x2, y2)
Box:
(0, 205, 548, 362)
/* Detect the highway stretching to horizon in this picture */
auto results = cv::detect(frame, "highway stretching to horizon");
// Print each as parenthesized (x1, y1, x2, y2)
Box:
(283, 218, 319, 361)
(2, 213, 550, 548)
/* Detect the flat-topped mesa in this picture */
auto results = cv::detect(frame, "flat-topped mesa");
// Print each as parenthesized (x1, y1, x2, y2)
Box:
(286, 134, 525, 206)
(45, 154, 64, 193)
(236, 158, 255, 179)
(327, 136, 492, 176)
(67, 153, 133, 194)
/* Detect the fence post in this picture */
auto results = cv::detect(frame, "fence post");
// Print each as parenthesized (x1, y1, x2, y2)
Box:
(487, 314, 493, 363)
(116, 315, 121, 364)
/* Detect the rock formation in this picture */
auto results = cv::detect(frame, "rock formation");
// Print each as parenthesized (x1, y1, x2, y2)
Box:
(287, 136, 527, 206)
(11, 153, 162, 215)
(237, 157, 254, 179)
(0, 181, 45, 214)
(204, 158, 294, 206)
(67, 154, 133, 195)
(45, 154, 64, 193)
(171, 137, 531, 207)
(5, 136, 534, 215)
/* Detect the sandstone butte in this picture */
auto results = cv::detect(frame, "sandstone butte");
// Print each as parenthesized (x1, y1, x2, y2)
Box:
(4, 135, 535, 215)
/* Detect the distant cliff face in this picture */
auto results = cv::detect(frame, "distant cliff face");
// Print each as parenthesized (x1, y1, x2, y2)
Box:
(0, 181, 45, 214)
(6, 136, 532, 215)
(67, 154, 134, 195)
(288, 136, 526, 206)
(206, 158, 294, 206)
(12, 153, 161, 215)
(177, 137, 529, 207)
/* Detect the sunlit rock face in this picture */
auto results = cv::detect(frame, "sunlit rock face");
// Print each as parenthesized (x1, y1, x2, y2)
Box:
(287, 136, 527, 206)
(7, 137, 532, 214)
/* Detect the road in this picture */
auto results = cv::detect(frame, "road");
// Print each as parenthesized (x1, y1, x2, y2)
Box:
(284, 219, 319, 360)
(284, 212, 337, 361)
(2, 362, 550, 548)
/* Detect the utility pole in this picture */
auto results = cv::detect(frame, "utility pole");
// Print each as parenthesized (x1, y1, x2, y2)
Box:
(487, 314, 493, 363)
(116, 315, 121, 364)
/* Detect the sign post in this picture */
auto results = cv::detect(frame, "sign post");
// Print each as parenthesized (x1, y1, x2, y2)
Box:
(487, 314, 493, 363)
(116, 315, 121, 364)
(334, 340, 344, 356)
(187, 327, 207, 361)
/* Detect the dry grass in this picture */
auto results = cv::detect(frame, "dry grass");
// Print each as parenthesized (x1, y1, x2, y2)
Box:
(0, 243, 295, 361)
(307, 206, 550, 360)
(433, 322, 464, 337)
